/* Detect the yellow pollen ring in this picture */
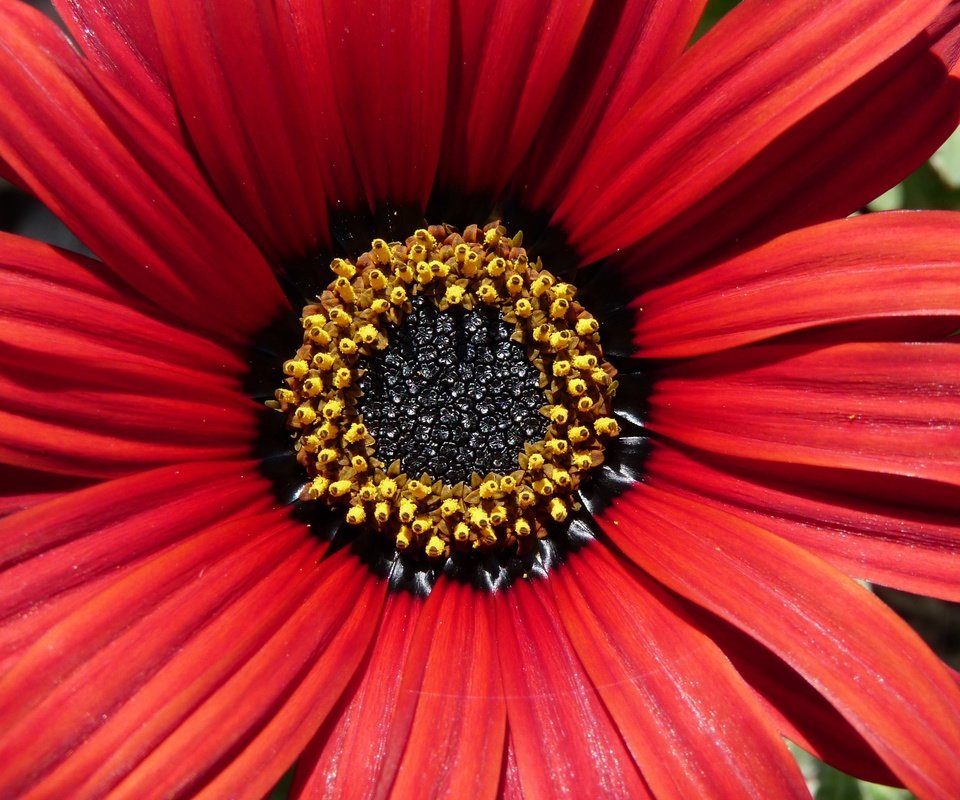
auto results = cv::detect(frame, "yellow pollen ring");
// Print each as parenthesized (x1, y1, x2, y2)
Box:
(271, 221, 619, 559)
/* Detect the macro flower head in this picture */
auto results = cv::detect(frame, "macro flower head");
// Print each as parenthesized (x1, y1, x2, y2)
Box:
(1, 0, 960, 798)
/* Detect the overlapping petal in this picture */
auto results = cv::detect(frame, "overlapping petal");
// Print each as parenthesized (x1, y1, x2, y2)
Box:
(635, 212, 960, 358)
(602, 484, 960, 798)
(648, 342, 960, 486)
(0, 3, 288, 340)
(557, 0, 952, 265)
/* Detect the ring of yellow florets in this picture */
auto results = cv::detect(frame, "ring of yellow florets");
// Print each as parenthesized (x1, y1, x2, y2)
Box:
(270, 222, 619, 559)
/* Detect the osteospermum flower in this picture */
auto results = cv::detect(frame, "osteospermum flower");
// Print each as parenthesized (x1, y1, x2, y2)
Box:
(2, 0, 960, 796)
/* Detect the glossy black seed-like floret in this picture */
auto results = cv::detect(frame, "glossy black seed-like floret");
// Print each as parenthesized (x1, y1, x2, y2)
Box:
(358, 296, 549, 484)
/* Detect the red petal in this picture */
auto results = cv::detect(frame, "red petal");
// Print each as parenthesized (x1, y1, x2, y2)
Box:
(645, 443, 960, 601)
(389, 581, 505, 800)
(439, 0, 592, 199)
(636, 212, 960, 358)
(291, 592, 426, 800)
(500, 736, 524, 800)
(556, 0, 949, 264)
(552, 545, 808, 798)
(52, 0, 176, 131)
(0, 4, 288, 340)
(0, 512, 311, 797)
(148, 0, 332, 258)
(648, 342, 960, 486)
(307, 0, 451, 211)
(521, 0, 707, 211)
(602, 484, 960, 798)
(497, 579, 653, 799)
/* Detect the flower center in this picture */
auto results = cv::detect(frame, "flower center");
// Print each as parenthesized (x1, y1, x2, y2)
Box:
(270, 222, 619, 561)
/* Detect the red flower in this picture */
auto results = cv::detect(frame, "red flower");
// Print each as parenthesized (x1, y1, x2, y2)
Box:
(1, 1, 960, 798)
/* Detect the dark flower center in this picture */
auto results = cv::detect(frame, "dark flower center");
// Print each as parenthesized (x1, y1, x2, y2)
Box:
(357, 296, 549, 484)
(269, 222, 620, 561)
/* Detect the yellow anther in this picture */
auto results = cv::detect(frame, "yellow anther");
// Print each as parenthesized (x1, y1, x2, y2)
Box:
(514, 298, 533, 317)
(344, 423, 367, 444)
(549, 330, 572, 350)
(553, 283, 575, 300)
(453, 521, 471, 542)
(275, 388, 297, 405)
(307, 326, 331, 346)
(415, 263, 434, 284)
(409, 242, 427, 263)
(531, 274, 554, 296)
(338, 338, 358, 356)
(357, 324, 379, 345)
(379, 477, 398, 498)
(396, 527, 411, 550)
(440, 498, 460, 517)
(489, 505, 507, 526)
(322, 399, 344, 419)
(399, 500, 417, 523)
(406, 480, 431, 500)
(294, 404, 317, 426)
(571, 452, 593, 470)
(329, 480, 352, 498)
(317, 448, 338, 465)
(329, 308, 352, 328)
(303, 313, 327, 329)
(312, 352, 336, 371)
(306, 476, 329, 499)
(395, 262, 414, 282)
(317, 421, 338, 441)
(533, 324, 552, 343)
(283, 359, 309, 378)
(577, 396, 594, 412)
(302, 377, 324, 397)
(575, 317, 599, 336)
(390, 285, 407, 305)
(549, 497, 568, 522)
(552, 360, 571, 377)
(591, 368, 609, 385)
(568, 425, 590, 444)
(573, 354, 598, 370)
(527, 453, 545, 471)
(517, 487, 536, 507)
(331, 258, 356, 278)
(374, 502, 390, 524)
(533, 478, 555, 496)
(551, 469, 572, 488)
(479, 479, 499, 499)
(444, 284, 465, 305)
(595, 417, 621, 437)
(370, 298, 390, 314)
(425, 535, 446, 558)
(545, 439, 569, 456)
(468, 507, 490, 529)
(454, 243, 470, 263)
(415, 228, 437, 246)
(430, 259, 449, 278)
(486, 257, 506, 277)
(477, 283, 498, 304)
(371, 239, 392, 265)
(567, 378, 587, 396)
(350, 455, 368, 473)
(483, 227, 501, 245)
(333, 368, 353, 388)
(334, 276, 356, 302)
(463, 251, 481, 276)
(368, 268, 388, 289)
(505, 273, 524, 295)
(359, 482, 377, 502)
(346, 505, 366, 525)
(549, 298, 570, 318)
(300, 434, 321, 453)
(547, 405, 568, 425)
(515, 518, 531, 537)
(412, 516, 433, 536)
(500, 475, 518, 493)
